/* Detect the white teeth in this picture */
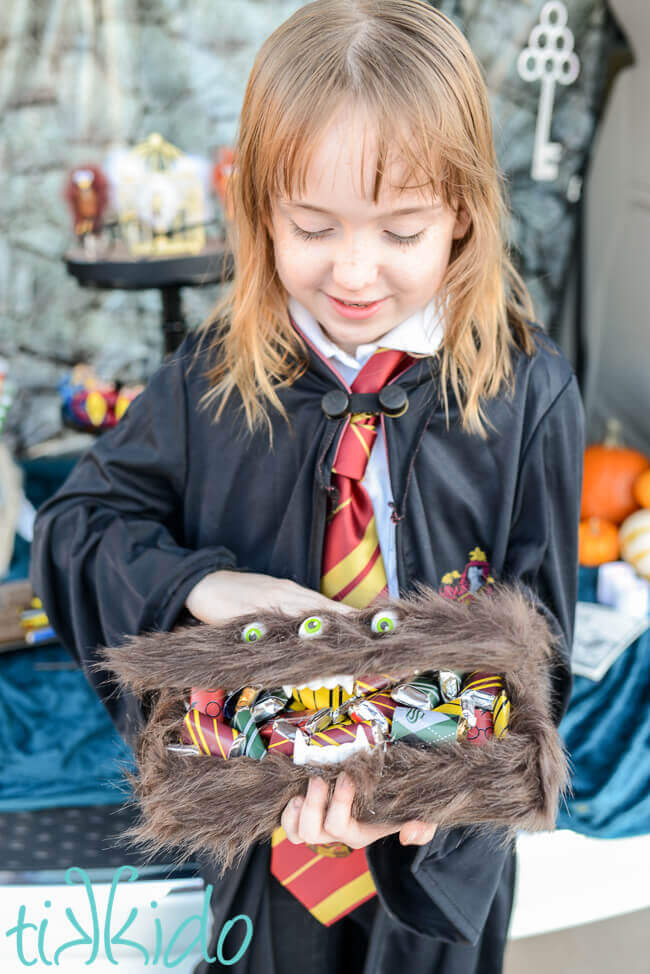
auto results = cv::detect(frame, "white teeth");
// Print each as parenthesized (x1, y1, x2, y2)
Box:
(292, 724, 371, 766)
(283, 674, 356, 696)
(293, 728, 308, 765)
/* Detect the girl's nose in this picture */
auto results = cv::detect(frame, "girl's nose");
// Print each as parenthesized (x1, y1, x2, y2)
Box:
(330, 255, 379, 293)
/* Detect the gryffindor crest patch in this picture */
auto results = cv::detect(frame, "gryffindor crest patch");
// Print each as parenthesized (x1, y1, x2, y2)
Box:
(440, 547, 495, 601)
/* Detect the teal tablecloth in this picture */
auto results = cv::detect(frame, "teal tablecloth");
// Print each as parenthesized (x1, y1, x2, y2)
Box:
(0, 453, 135, 811)
(2, 458, 648, 833)
(556, 567, 650, 838)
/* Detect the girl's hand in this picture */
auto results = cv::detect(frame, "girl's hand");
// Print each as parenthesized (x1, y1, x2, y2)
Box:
(281, 774, 437, 849)
(185, 569, 355, 624)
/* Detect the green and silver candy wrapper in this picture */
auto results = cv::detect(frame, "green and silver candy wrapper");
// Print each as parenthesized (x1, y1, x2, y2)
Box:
(250, 687, 290, 723)
(391, 672, 441, 709)
(231, 706, 267, 760)
(389, 706, 462, 747)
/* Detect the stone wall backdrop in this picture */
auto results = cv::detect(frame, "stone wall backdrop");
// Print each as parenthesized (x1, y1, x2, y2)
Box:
(0, 0, 303, 452)
(0, 0, 621, 453)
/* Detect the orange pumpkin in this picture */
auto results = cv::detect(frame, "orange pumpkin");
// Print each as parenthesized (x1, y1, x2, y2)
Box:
(581, 419, 650, 524)
(578, 517, 620, 566)
(633, 468, 650, 509)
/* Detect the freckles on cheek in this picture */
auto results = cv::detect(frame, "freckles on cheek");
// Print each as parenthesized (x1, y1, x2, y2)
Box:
(276, 237, 309, 273)
(393, 265, 427, 290)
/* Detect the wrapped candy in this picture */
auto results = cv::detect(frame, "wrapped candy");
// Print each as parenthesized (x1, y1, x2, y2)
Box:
(230, 708, 267, 759)
(390, 706, 463, 747)
(223, 686, 248, 721)
(266, 721, 296, 756)
(262, 708, 314, 730)
(435, 696, 476, 728)
(391, 673, 441, 710)
(493, 691, 511, 739)
(465, 707, 494, 746)
(293, 717, 379, 766)
(461, 672, 505, 711)
(353, 672, 398, 695)
(307, 717, 376, 749)
(330, 697, 359, 723)
(232, 690, 267, 759)
(99, 584, 565, 871)
(348, 691, 397, 734)
(250, 687, 290, 723)
(180, 709, 241, 759)
(190, 687, 225, 718)
(184, 665, 511, 763)
(438, 670, 463, 702)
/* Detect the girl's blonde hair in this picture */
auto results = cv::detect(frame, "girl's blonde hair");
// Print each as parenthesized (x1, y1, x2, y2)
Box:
(194, 0, 537, 440)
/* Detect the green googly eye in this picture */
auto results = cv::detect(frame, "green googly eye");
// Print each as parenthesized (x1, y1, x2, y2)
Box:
(241, 622, 266, 642)
(371, 610, 398, 634)
(299, 616, 324, 638)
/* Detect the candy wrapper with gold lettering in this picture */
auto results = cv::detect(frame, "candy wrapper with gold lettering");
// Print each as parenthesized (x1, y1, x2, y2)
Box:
(97, 583, 568, 872)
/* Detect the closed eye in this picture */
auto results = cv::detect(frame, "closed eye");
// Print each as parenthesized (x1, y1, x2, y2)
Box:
(289, 221, 425, 249)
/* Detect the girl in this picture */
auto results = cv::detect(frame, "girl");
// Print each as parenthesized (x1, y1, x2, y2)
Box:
(31, 1, 584, 972)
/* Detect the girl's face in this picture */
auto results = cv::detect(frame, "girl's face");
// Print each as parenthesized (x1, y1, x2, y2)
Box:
(268, 102, 469, 355)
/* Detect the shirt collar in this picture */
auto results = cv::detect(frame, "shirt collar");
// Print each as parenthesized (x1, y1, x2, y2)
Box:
(287, 295, 445, 371)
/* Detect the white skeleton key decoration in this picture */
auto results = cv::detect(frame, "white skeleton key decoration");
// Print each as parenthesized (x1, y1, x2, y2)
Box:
(517, 2, 580, 182)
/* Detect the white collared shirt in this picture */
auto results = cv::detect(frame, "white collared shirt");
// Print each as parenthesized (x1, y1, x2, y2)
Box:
(288, 295, 444, 597)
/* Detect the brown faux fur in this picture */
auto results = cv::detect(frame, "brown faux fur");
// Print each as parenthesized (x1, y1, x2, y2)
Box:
(95, 583, 570, 874)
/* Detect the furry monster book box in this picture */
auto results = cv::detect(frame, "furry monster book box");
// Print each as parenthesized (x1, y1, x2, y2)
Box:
(97, 583, 569, 873)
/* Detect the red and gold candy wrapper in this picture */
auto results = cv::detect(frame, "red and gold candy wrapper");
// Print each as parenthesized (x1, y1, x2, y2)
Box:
(463, 671, 504, 692)
(307, 717, 375, 748)
(269, 708, 314, 728)
(190, 687, 225, 718)
(461, 672, 504, 709)
(180, 708, 240, 759)
(266, 721, 296, 756)
(354, 673, 398, 695)
(99, 583, 570, 873)
(348, 691, 397, 730)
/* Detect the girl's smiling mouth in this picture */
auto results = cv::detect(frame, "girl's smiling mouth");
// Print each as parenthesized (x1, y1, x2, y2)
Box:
(326, 294, 388, 319)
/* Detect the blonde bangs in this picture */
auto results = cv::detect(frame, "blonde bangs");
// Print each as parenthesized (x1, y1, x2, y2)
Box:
(194, 0, 537, 442)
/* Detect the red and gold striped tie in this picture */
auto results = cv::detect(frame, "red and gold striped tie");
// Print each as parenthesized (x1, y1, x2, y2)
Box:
(270, 347, 415, 925)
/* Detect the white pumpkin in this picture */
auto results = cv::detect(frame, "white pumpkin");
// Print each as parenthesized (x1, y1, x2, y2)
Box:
(619, 509, 650, 580)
